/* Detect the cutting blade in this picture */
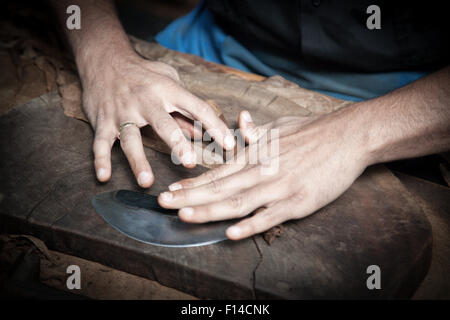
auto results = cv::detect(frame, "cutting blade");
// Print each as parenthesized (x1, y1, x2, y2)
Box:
(92, 190, 233, 247)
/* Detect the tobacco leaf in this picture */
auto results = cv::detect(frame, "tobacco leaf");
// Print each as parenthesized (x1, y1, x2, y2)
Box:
(263, 225, 284, 245)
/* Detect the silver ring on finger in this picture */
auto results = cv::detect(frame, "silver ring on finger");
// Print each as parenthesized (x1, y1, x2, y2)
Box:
(117, 122, 139, 140)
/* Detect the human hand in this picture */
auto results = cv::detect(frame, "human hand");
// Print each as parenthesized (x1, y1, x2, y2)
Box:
(158, 106, 372, 240)
(80, 52, 235, 187)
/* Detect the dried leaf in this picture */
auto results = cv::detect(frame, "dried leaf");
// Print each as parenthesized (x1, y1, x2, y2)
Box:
(34, 56, 57, 92)
(58, 82, 87, 122)
(263, 225, 284, 245)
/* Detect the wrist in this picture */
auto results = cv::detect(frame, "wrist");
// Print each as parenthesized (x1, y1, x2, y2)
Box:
(76, 41, 137, 83)
(72, 19, 136, 82)
(348, 100, 388, 167)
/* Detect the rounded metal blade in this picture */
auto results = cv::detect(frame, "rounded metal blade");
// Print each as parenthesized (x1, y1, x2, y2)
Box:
(91, 190, 233, 247)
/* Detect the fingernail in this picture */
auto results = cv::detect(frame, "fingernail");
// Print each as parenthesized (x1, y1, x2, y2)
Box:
(182, 151, 196, 165)
(242, 111, 252, 123)
(180, 207, 194, 218)
(97, 168, 107, 180)
(224, 135, 235, 149)
(160, 192, 173, 202)
(227, 226, 241, 238)
(138, 171, 152, 186)
(169, 183, 182, 191)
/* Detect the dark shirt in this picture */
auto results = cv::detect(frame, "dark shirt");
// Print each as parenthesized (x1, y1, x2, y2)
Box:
(207, 0, 449, 73)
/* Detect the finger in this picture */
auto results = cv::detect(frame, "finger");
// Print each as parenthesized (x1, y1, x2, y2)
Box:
(159, 165, 267, 208)
(239, 110, 257, 144)
(168, 158, 247, 191)
(171, 89, 235, 150)
(239, 112, 309, 144)
(238, 110, 273, 144)
(149, 110, 197, 168)
(167, 141, 254, 191)
(225, 200, 291, 240)
(176, 182, 286, 223)
(93, 124, 116, 182)
(172, 112, 202, 140)
(226, 196, 316, 240)
(119, 124, 154, 188)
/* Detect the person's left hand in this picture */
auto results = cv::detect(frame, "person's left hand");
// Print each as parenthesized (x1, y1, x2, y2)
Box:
(158, 106, 372, 240)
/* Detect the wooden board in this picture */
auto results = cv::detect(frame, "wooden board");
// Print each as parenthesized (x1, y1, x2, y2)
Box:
(0, 92, 432, 299)
(395, 173, 450, 299)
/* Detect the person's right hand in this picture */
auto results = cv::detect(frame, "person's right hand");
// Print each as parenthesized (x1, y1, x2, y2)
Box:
(80, 51, 235, 188)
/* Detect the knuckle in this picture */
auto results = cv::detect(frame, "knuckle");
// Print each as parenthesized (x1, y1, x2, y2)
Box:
(152, 77, 178, 93)
(151, 115, 172, 133)
(94, 110, 115, 129)
(207, 179, 223, 195)
(93, 146, 109, 159)
(197, 206, 212, 222)
(178, 178, 193, 188)
(287, 193, 306, 218)
(94, 158, 105, 168)
(93, 108, 113, 130)
(152, 62, 179, 80)
(246, 222, 256, 235)
(92, 141, 100, 154)
(164, 64, 177, 74)
(292, 187, 307, 202)
(165, 66, 180, 81)
(229, 194, 244, 211)
(119, 137, 135, 150)
(96, 109, 107, 124)
(120, 128, 140, 143)
(198, 101, 211, 114)
(93, 137, 108, 152)
(135, 158, 148, 171)
(175, 188, 188, 200)
(165, 78, 180, 91)
(204, 169, 220, 183)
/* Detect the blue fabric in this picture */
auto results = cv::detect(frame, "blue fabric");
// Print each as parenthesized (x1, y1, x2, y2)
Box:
(155, 1, 429, 102)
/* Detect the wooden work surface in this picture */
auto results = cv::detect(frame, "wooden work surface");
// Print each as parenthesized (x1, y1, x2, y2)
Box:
(0, 92, 432, 299)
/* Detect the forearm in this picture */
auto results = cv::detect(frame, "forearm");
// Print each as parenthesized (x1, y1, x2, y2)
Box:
(355, 66, 450, 166)
(50, 0, 134, 80)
